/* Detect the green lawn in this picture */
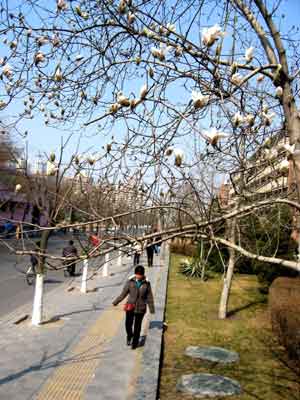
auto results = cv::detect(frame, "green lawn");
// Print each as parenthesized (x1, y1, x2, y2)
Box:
(159, 254, 300, 400)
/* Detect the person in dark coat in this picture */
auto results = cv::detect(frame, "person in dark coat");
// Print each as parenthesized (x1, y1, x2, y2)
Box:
(62, 240, 78, 276)
(112, 265, 155, 349)
(146, 238, 155, 267)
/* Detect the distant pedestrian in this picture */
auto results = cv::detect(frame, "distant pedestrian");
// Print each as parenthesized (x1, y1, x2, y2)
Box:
(132, 241, 142, 266)
(146, 238, 155, 267)
(62, 240, 78, 276)
(112, 265, 155, 349)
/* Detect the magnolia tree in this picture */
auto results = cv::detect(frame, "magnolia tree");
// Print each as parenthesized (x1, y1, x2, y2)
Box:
(1, 0, 300, 319)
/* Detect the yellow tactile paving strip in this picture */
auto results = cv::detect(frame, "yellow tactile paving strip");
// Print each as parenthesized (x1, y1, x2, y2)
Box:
(36, 306, 124, 400)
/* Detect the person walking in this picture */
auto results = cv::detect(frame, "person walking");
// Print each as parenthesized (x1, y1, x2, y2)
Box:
(146, 238, 155, 267)
(62, 240, 78, 276)
(132, 241, 142, 266)
(112, 265, 155, 349)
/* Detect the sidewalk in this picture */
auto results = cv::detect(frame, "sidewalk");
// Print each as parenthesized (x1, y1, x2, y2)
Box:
(0, 245, 169, 400)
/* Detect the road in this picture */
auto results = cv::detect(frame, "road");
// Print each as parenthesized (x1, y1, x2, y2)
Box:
(0, 236, 75, 319)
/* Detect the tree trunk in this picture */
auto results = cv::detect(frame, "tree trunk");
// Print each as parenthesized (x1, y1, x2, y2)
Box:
(32, 273, 44, 325)
(218, 218, 236, 319)
(81, 259, 88, 293)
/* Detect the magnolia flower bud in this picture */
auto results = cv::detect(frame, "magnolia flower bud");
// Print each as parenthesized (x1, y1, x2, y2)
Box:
(165, 147, 173, 156)
(0, 100, 6, 109)
(245, 114, 255, 126)
(174, 149, 184, 167)
(127, 12, 135, 24)
(275, 86, 283, 98)
(191, 90, 209, 109)
(232, 112, 244, 127)
(34, 51, 45, 65)
(54, 66, 63, 82)
(49, 152, 56, 162)
(109, 103, 120, 113)
(57, 0, 68, 11)
(140, 84, 148, 100)
(2, 64, 13, 78)
(245, 47, 254, 62)
(106, 143, 112, 153)
(257, 74, 264, 83)
(15, 184, 22, 192)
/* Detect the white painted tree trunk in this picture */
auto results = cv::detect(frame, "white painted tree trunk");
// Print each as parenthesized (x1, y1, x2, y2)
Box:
(103, 253, 109, 277)
(117, 251, 122, 267)
(32, 273, 44, 326)
(81, 259, 88, 293)
(218, 218, 236, 320)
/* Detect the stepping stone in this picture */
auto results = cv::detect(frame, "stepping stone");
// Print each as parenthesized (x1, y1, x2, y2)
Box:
(177, 373, 242, 398)
(185, 346, 239, 364)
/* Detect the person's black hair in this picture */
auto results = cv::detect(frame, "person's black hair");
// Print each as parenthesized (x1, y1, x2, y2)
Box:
(69, 240, 74, 245)
(134, 265, 145, 275)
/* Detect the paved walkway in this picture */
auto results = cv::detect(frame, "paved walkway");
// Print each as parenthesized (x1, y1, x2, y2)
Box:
(0, 246, 169, 400)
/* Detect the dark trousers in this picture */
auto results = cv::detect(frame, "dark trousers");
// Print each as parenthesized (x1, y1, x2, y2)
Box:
(125, 311, 145, 347)
(146, 247, 154, 267)
(68, 262, 76, 276)
(133, 253, 140, 266)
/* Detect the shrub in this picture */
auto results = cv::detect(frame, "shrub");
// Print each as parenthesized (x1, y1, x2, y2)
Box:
(269, 277, 300, 365)
(169, 238, 197, 256)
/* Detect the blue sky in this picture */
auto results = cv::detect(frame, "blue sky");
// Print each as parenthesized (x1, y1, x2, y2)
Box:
(1, 0, 300, 166)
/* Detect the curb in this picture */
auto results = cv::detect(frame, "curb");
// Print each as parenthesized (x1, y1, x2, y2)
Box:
(134, 244, 170, 400)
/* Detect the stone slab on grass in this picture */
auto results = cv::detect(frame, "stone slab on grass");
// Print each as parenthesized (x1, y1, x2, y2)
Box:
(185, 346, 239, 364)
(177, 373, 242, 398)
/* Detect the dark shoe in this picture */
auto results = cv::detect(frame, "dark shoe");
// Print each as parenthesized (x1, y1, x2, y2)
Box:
(127, 337, 132, 346)
(131, 342, 138, 350)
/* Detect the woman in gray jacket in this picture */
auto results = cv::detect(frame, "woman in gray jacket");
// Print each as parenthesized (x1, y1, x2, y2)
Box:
(113, 265, 155, 349)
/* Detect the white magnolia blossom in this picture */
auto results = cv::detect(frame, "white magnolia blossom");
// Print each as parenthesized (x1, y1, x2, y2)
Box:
(175, 45, 183, 57)
(173, 149, 184, 167)
(151, 43, 172, 61)
(166, 23, 176, 33)
(140, 84, 148, 100)
(262, 112, 275, 126)
(245, 47, 254, 62)
(204, 127, 228, 145)
(117, 92, 130, 107)
(202, 24, 225, 47)
(34, 51, 45, 64)
(282, 143, 295, 154)
(279, 159, 290, 172)
(86, 156, 96, 166)
(275, 86, 283, 98)
(40, 104, 46, 112)
(37, 36, 48, 46)
(231, 73, 243, 85)
(27, 28, 32, 36)
(265, 149, 278, 160)
(232, 112, 244, 127)
(2, 64, 12, 78)
(15, 184, 22, 192)
(54, 66, 63, 82)
(46, 161, 57, 176)
(245, 114, 255, 126)
(57, 0, 68, 11)
(191, 90, 209, 109)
